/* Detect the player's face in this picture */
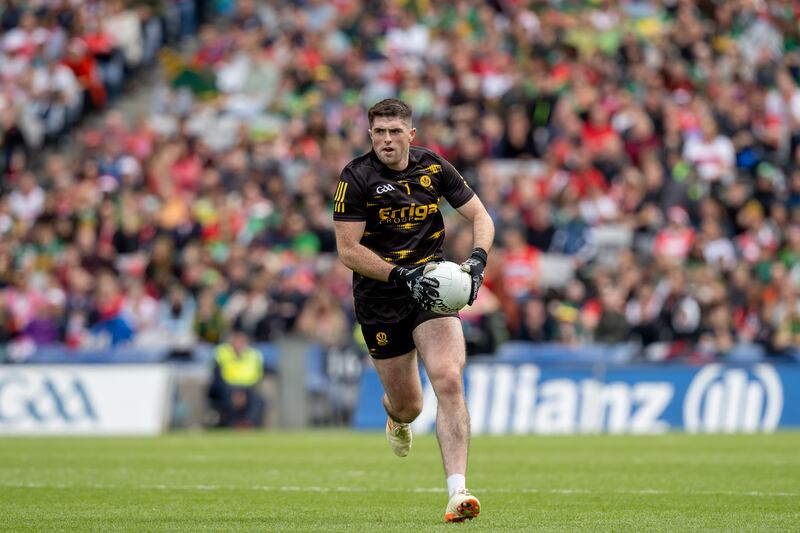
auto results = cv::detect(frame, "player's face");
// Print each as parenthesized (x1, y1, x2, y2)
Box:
(369, 116, 416, 171)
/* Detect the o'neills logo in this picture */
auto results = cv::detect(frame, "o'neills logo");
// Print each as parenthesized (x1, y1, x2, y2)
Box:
(379, 203, 438, 224)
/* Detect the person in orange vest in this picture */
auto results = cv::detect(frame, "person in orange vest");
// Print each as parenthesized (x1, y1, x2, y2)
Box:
(209, 327, 265, 428)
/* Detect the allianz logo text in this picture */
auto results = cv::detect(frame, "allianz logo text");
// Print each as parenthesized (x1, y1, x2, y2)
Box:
(411, 364, 783, 434)
(683, 364, 782, 433)
(0, 374, 97, 424)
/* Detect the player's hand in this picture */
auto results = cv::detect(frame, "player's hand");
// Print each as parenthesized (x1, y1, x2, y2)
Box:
(460, 247, 488, 305)
(389, 264, 440, 310)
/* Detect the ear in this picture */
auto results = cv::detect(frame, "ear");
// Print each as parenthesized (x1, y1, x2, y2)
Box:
(408, 127, 416, 142)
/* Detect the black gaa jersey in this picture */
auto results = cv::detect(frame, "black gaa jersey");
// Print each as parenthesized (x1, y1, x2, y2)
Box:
(333, 146, 474, 321)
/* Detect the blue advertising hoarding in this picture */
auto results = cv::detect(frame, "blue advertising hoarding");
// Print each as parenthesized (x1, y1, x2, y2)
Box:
(353, 362, 800, 434)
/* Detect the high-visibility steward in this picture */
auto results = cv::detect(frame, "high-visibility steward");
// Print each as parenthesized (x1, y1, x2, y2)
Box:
(215, 344, 263, 387)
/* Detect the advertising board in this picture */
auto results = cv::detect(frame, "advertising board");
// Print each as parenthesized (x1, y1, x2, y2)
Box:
(0, 365, 172, 435)
(354, 363, 800, 434)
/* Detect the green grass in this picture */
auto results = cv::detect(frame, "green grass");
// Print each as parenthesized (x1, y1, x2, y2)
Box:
(0, 432, 798, 532)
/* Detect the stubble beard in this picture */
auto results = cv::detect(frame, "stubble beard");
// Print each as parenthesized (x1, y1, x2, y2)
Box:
(378, 147, 407, 170)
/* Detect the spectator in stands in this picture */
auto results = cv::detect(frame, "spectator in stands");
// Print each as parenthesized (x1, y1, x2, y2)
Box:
(661, 269, 702, 349)
(154, 284, 196, 355)
(121, 277, 159, 341)
(654, 206, 695, 265)
(63, 37, 107, 110)
(209, 328, 265, 428)
(594, 286, 631, 344)
(223, 279, 273, 341)
(498, 225, 540, 301)
(8, 172, 45, 227)
(295, 289, 348, 349)
(626, 281, 665, 347)
(683, 115, 736, 185)
(518, 296, 557, 343)
(104, 0, 143, 73)
(90, 270, 134, 347)
(194, 286, 227, 344)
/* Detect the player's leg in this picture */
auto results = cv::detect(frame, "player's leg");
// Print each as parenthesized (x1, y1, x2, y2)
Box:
(371, 349, 423, 424)
(372, 351, 422, 457)
(362, 319, 423, 457)
(413, 316, 468, 477)
(413, 316, 480, 521)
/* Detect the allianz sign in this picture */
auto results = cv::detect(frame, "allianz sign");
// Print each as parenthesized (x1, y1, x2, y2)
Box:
(411, 363, 788, 435)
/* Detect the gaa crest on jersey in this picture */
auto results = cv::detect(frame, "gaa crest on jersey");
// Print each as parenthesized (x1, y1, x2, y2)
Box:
(376, 184, 395, 194)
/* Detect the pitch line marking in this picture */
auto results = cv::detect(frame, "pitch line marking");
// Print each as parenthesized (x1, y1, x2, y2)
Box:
(0, 481, 796, 498)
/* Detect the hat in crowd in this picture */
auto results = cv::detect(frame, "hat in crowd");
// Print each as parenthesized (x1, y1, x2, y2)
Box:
(742, 199, 764, 220)
(553, 303, 579, 323)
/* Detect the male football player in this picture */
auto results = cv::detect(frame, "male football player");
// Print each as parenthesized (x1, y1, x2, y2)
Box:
(333, 99, 494, 522)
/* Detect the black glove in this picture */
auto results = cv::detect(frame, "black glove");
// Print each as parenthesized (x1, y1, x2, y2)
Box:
(460, 247, 488, 305)
(389, 264, 440, 310)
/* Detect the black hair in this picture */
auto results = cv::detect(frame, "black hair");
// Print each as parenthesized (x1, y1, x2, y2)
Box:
(367, 98, 413, 127)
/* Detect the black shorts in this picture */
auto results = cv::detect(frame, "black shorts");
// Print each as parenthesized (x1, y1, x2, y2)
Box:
(360, 306, 459, 359)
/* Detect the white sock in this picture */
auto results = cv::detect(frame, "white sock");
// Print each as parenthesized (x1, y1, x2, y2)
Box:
(447, 474, 466, 497)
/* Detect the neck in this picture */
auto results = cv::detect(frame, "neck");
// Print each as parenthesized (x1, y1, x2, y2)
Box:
(387, 159, 409, 171)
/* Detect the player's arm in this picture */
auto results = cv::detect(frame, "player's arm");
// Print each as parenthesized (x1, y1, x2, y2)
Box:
(333, 168, 395, 282)
(455, 195, 495, 304)
(437, 158, 494, 254)
(333, 220, 440, 309)
(334, 219, 394, 282)
(455, 195, 494, 255)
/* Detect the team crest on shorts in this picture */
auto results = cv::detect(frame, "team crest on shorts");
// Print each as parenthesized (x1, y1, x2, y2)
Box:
(420, 175, 432, 188)
(376, 332, 388, 346)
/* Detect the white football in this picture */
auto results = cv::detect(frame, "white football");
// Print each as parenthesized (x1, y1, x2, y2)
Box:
(423, 261, 472, 314)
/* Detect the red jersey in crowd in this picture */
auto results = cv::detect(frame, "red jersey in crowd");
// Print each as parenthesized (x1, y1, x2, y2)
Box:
(500, 245, 540, 299)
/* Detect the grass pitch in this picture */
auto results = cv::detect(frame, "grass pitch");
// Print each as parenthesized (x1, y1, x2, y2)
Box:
(0, 432, 798, 532)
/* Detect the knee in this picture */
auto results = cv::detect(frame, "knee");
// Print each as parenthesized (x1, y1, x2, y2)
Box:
(393, 400, 423, 423)
(431, 370, 464, 399)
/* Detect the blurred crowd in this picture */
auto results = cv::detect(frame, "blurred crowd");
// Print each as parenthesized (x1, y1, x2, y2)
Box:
(0, 0, 200, 168)
(2, 0, 800, 363)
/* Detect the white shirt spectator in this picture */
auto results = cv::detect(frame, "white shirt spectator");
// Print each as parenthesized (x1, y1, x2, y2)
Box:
(654, 208, 695, 261)
(104, 3, 143, 67)
(703, 237, 737, 271)
(31, 62, 82, 108)
(122, 290, 160, 333)
(682, 134, 735, 182)
(306, 1, 335, 32)
(738, 17, 783, 66)
(3, 26, 42, 60)
(385, 19, 429, 58)
(9, 180, 45, 225)
(579, 191, 619, 226)
(216, 52, 251, 94)
(765, 88, 800, 124)
(0, 48, 30, 81)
